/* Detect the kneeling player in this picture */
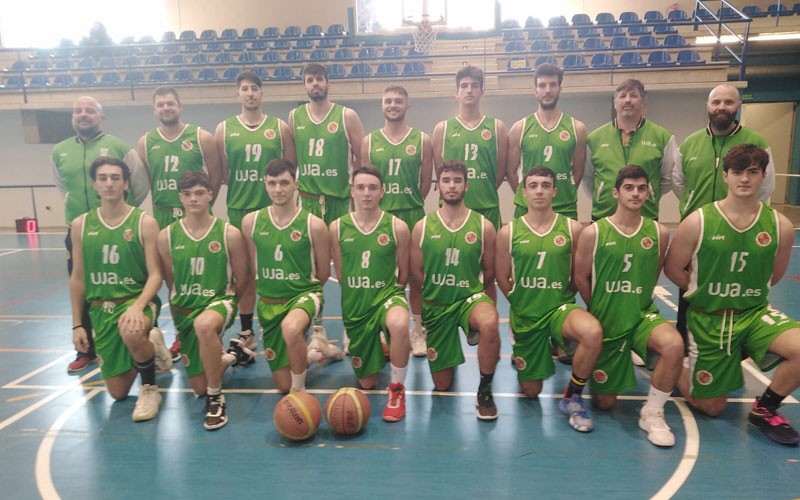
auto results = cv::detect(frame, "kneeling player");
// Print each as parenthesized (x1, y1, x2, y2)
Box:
(70, 157, 171, 422)
(496, 166, 602, 432)
(158, 171, 252, 430)
(331, 166, 411, 422)
(666, 144, 800, 445)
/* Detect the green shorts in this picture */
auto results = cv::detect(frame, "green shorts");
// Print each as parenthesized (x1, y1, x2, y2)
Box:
(227, 207, 263, 230)
(153, 205, 184, 230)
(388, 207, 424, 233)
(172, 297, 237, 379)
(512, 303, 580, 381)
(422, 292, 494, 373)
(90, 297, 160, 379)
(258, 290, 322, 372)
(590, 305, 667, 395)
(686, 304, 797, 399)
(345, 290, 408, 379)
(470, 206, 501, 231)
(300, 194, 350, 226)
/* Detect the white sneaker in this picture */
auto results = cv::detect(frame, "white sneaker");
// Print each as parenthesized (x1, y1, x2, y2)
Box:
(132, 384, 162, 422)
(237, 329, 257, 351)
(410, 324, 427, 357)
(343, 329, 351, 355)
(307, 329, 344, 364)
(149, 328, 173, 372)
(639, 405, 675, 447)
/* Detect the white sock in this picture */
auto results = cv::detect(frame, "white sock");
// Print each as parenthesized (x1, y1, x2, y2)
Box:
(291, 370, 307, 391)
(412, 314, 422, 330)
(644, 385, 671, 412)
(391, 364, 408, 385)
(207, 385, 221, 397)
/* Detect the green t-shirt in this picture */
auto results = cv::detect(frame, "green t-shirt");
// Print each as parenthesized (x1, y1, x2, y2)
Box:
(145, 124, 206, 208)
(223, 115, 284, 210)
(293, 103, 351, 199)
(442, 116, 499, 210)
(685, 202, 778, 312)
(368, 128, 424, 211)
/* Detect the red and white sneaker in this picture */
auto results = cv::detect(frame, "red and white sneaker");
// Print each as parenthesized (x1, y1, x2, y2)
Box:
(169, 339, 181, 363)
(383, 382, 406, 422)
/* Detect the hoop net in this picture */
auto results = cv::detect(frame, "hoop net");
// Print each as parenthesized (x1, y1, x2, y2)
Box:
(412, 19, 437, 54)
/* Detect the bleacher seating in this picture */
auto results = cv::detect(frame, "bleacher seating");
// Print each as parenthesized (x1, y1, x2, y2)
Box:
(305, 25, 323, 37)
(349, 62, 372, 77)
(327, 24, 346, 36)
(507, 57, 531, 71)
(173, 69, 193, 82)
(668, 10, 689, 22)
(3, 75, 25, 88)
(767, 4, 793, 16)
(199, 29, 217, 41)
(149, 70, 169, 83)
(197, 68, 218, 81)
(318, 38, 338, 48)
(178, 30, 196, 42)
(583, 37, 606, 50)
(628, 25, 651, 36)
(595, 12, 616, 24)
(29, 75, 49, 87)
(100, 72, 121, 85)
(619, 11, 641, 24)
(286, 50, 305, 62)
(636, 35, 660, 49)
(52, 74, 74, 87)
(603, 26, 625, 37)
(648, 51, 676, 66)
(644, 11, 664, 22)
(283, 25, 302, 38)
(610, 36, 633, 50)
(677, 49, 705, 65)
(557, 39, 578, 51)
(241, 28, 259, 39)
(334, 48, 354, 60)
(77, 73, 97, 86)
(742, 6, 766, 18)
(124, 71, 146, 84)
(619, 52, 646, 67)
(563, 54, 588, 69)
(383, 46, 402, 57)
(664, 34, 688, 48)
(327, 63, 347, 78)
(402, 61, 425, 75)
(376, 62, 399, 76)
(238, 51, 257, 63)
(531, 40, 551, 51)
(310, 49, 329, 61)
(505, 41, 526, 52)
(220, 28, 238, 40)
(571, 14, 593, 25)
(272, 66, 294, 80)
(359, 47, 377, 59)
(263, 27, 280, 38)
(534, 55, 557, 67)
(262, 51, 281, 63)
(214, 52, 232, 64)
(652, 21, 678, 35)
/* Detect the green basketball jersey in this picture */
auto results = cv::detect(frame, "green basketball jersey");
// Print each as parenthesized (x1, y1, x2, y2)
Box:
(420, 210, 486, 304)
(513, 114, 578, 218)
(590, 216, 660, 340)
(251, 207, 322, 299)
(167, 218, 234, 310)
(442, 117, 499, 210)
(338, 212, 401, 324)
(685, 202, 778, 312)
(293, 103, 351, 198)
(368, 128, 424, 211)
(81, 207, 147, 301)
(223, 115, 284, 210)
(507, 214, 575, 323)
(145, 124, 206, 208)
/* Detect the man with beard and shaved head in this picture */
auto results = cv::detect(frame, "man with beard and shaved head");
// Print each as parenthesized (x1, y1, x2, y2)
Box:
(507, 63, 588, 220)
(52, 96, 149, 373)
(361, 85, 433, 358)
(672, 84, 775, 345)
(138, 86, 222, 230)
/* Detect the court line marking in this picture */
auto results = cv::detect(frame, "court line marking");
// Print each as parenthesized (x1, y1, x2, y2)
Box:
(651, 399, 700, 500)
(741, 358, 799, 403)
(36, 387, 103, 500)
(3, 353, 74, 388)
(0, 248, 63, 251)
(0, 250, 22, 257)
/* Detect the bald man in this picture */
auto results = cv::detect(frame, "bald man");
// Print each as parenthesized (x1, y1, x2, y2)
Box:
(672, 84, 775, 345)
(52, 96, 149, 373)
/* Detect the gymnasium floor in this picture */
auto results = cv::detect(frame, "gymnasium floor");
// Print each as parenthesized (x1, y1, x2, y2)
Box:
(0, 231, 798, 499)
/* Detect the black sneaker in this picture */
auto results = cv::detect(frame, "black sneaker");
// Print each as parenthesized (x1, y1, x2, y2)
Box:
(476, 387, 498, 421)
(204, 394, 228, 430)
(224, 337, 257, 367)
(748, 401, 800, 445)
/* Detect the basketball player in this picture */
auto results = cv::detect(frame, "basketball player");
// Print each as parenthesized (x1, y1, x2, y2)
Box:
(665, 144, 800, 446)
(157, 171, 251, 430)
(582, 79, 678, 221)
(432, 66, 507, 231)
(241, 159, 341, 394)
(496, 166, 602, 432)
(330, 166, 411, 422)
(506, 63, 587, 220)
(573, 166, 684, 447)
(53, 96, 149, 373)
(360, 85, 433, 358)
(215, 71, 296, 367)
(410, 160, 501, 420)
(69, 157, 169, 422)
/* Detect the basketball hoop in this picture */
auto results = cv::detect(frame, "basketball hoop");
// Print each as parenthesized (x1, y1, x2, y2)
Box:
(412, 16, 438, 54)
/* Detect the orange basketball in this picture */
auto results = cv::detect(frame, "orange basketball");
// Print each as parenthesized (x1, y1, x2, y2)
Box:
(273, 391, 322, 441)
(325, 388, 371, 435)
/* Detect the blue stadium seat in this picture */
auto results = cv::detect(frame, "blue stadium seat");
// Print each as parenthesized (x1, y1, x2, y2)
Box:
(272, 66, 294, 80)
(285, 50, 305, 62)
(648, 51, 676, 66)
(349, 62, 372, 77)
(503, 30, 524, 41)
(122, 56, 139, 67)
(668, 10, 689, 22)
(693, 8, 715, 21)
(577, 27, 600, 37)
(531, 40, 551, 51)
(53, 59, 73, 70)
(534, 55, 557, 67)
(571, 13, 593, 25)
(77, 73, 97, 86)
(284, 25, 302, 38)
(619, 12, 642, 24)
(507, 57, 531, 71)
(226, 41, 245, 52)
(548, 16, 568, 27)
(52, 74, 74, 87)
(327, 24, 346, 36)
(100, 72, 121, 85)
(203, 42, 223, 52)
(161, 32, 176, 43)
(663, 34, 688, 48)
(173, 69, 193, 82)
(238, 51, 256, 63)
(199, 29, 217, 41)
(334, 48, 354, 60)
(603, 26, 625, 37)
(556, 39, 578, 51)
(124, 71, 145, 84)
(178, 30, 196, 42)
(305, 24, 324, 37)
(527, 23, 548, 40)
(168, 54, 186, 65)
(214, 53, 232, 64)
(241, 28, 259, 39)
(742, 6, 766, 18)
(197, 68, 218, 81)
(149, 70, 169, 83)
(252, 67, 270, 80)
(262, 27, 281, 38)
(502, 19, 521, 29)
(619, 52, 646, 67)
(628, 25, 652, 36)
(32, 60, 51, 71)
(563, 54, 588, 69)
(636, 35, 660, 49)
(359, 47, 377, 58)
(525, 17, 544, 28)
(552, 27, 574, 39)
(29, 75, 49, 87)
(250, 40, 269, 51)
(310, 49, 329, 61)
(718, 7, 738, 20)
(318, 38, 338, 48)
(402, 61, 425, 75)
(644, 11, 665, 22)
(8, 60, 29, 71)
(77, 57, 95, 69)
(677, 50, 705, 65)
(261, 51, 281, 63)
(376, 62, 399, 76)
(767, 4, 793, 16)
(610, 37, 633, 50)
(3, 75, 25, 88)
(191, 54, 208, 65)
(595, 12, 616, 24)
(505, 41, 526, 52)
(137, 35, 156, 44)
(652, 21, 677, 35)
(159, 43, 178, 54)
(295, 39, 314, 49)
(383, 46, 402, 57)
(794, 3, 800, 14)
(145, 55, 163, 65)
(273, 39, 291, 50)
(182, 43, 201, 53)
(583, 37, 607, 50)
(340, 37, 360, 47)
(327, 63, 347, 78)
(220, 28, 238, 40)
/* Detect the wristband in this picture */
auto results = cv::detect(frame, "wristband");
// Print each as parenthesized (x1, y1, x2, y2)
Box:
(72, 325, 84, 330)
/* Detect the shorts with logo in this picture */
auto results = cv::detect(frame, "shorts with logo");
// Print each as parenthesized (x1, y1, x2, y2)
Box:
(422, 292, 494, 372)
(258, 290, 322, 372)
(172, 297, 237, 379)
(388, 207, 424, 234)
(590, 304, 667, 395)
(228, 207, 262, 230)
(90, 297, 160, 379)
(512, 303, 580, 381)
(345, 289, 408, 379)
(153, 205, 184, 230)
(686, 304, 797, 399)
(300, 195, 350, 226)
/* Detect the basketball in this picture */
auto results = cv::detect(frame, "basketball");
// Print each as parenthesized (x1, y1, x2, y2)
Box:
(273, 391, 322, 441)
(325, 388, 371, 435)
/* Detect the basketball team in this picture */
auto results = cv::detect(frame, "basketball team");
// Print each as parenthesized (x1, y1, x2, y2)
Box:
(51, 61, 800, 447)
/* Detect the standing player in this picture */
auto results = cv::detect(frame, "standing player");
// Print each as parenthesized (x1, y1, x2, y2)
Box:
(665, 144, 800, 445)
(53, 96, 149, 373)
(241, 159, 340, 394)
(433, 66, 508, 231)
(506, 63, 587, 220)
(70, 157, 169, 421)
(496, 166, 602, 432)
(361, 85, 433, 358)
(582, 79, 678, 221)
(215, 71, 296, 364)
(573, 166, 684, 447)
(331, 166, 411, 421)
(158, 171, 252, 430)
(411, 161, 501, 420)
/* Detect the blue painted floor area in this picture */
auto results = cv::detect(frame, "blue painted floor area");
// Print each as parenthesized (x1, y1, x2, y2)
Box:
(0, 233, 799, 499)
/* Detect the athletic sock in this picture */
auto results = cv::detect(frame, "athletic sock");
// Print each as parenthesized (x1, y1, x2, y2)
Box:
(756, 386, 786, 413)
(412, 314, 422, 330)
(391, 364, 408, 385)
(478, 371, 494, 393)
(240, 313, 253, 333)
(643, 385, 671, 413)
(135, 357, 156, 386)
(291, 370, 307, 391)
(563, 373, 589, 399)
(207, 386, 221, 397)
